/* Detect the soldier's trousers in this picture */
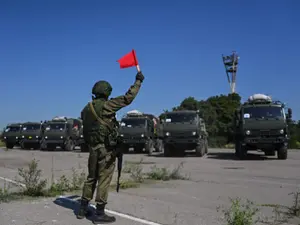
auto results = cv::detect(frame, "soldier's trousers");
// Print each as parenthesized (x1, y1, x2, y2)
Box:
(81, 143, 116, 206)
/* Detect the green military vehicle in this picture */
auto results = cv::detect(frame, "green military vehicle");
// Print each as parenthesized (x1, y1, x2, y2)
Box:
(162, 110, 208, 157)
(41, 116, 82, 151)
(118, 110, 162, 154)
(234, 94, 292, 160)
(20, 121, 44, 150)
(2, 123, 23, 149)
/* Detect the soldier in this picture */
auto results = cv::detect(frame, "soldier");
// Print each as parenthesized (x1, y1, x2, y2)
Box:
(77, 71, 144, 223)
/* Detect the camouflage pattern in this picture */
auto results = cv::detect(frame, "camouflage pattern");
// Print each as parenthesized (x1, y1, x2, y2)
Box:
(80, 77, 142, 207)
(92, 80, 112, 98)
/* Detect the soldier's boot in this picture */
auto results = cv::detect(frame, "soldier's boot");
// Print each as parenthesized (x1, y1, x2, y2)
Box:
(76, 198, 89, 219)
(92, 204, 116, 224)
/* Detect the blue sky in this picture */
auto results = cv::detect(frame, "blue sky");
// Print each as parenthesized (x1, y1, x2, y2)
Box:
(0, 0, 299, 128)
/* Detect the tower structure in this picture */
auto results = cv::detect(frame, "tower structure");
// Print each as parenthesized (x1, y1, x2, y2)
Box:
(222, 51, 240, 93)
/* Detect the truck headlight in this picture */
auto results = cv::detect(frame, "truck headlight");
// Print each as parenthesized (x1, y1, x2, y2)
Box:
(192, 132, 196, 136)
(141, 134, 144, 137)
(279, 129, 284, 134)
(80, 135, 83, 138)
(165, 132, 170, 136)
(120, 134, 124, 137)
(60, 136, 63, 139)
(45, 136, 48, 139)
(245, 130, 251, 135)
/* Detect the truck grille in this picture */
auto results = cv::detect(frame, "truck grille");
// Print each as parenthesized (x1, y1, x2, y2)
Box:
(259, 130, 279, 137)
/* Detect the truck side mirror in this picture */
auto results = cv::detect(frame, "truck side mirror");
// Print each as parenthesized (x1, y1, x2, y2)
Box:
(287, 108, 292, 119)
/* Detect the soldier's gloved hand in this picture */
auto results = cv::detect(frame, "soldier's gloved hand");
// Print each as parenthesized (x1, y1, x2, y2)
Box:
(135, 71, 144, 82)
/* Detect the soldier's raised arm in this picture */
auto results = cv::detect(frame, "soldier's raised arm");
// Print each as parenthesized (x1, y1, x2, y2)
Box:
(103, 71, 144, 114)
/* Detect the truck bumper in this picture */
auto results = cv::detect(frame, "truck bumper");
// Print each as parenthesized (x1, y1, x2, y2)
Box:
(44, 140, 64, 145)
(244, 137, 287, 144)
(22, 139, 40, 144)
(122, 138, 147, 145)
(164, 137, 198, 144)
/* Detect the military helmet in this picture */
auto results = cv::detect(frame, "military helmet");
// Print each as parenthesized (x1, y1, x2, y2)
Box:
(92, 80, 112, 97)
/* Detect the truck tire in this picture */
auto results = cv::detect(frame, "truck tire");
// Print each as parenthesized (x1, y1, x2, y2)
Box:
(205, 140, 208, 153)
(277, 146, 287, 160)
(195, 143, 205, 157)
(163, 144, 172, 157)
(6, 143, 14, 149)
(80, 144, 88, 152)
(235, 141, 247, 160)
(40, 139, 47, 151)
(65, 139, 74, 151)
(145, 139, 153, 154)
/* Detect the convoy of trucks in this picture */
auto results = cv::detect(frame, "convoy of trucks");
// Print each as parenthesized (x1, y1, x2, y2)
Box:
(0, 97, 293, 160)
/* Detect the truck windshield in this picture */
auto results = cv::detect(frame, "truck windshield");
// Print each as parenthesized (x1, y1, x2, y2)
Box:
(165, 113, 196, 123)
(243, 106, 283, 119)
(45, 123, 65, 131)
(121, 119, 146, 127)
(5, 126, 21, 132)
(23, 124, 41, 131)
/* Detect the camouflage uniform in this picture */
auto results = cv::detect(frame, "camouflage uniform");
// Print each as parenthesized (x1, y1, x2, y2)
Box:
(77, 72, 144, 224)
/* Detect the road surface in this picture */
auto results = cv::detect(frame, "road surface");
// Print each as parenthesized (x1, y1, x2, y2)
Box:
(1, 147, 300, 225)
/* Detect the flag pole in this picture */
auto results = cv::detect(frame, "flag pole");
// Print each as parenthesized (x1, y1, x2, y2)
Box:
(136, 65, 140, 72)
(132, 49, 140, 72)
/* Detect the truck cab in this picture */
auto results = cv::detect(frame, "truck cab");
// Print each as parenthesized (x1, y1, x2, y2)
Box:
(2, 123, 23, 149)
(234, 94, 291, 160)
(20, 121, 44, 150)
(118, 110, 158, 154)
(41, 116, 82, 151)
(162, 110, 208, 157)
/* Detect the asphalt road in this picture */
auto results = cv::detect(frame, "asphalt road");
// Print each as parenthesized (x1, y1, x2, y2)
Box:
(1, 147, 300, 225)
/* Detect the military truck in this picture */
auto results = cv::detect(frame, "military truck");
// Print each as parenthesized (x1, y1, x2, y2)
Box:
(41, 116, 82, 151)
(234, 94, 292, 160)
(118, 110, 162, 154)
(161, 110, 208, 157)
(2, 123, 23, 149)
(20, 121, 44, 150)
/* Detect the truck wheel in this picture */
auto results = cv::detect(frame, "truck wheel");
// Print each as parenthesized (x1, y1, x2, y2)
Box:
(235, 142, 247, 160)
(205, 140, 208, 153)
(145, 139, 153, 154)
(6, 143, 14, 149)
(277, 146, 288, 160)
(40, 139, 47, 151)
(195, 144, 205, 157)
(155, 139, 163, 152)
(65, 139, 74, 151)
(163, 144, 172, 157)
(80, 144, 88, 152)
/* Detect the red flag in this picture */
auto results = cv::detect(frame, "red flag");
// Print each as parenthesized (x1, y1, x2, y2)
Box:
(117, 49, 139, 69)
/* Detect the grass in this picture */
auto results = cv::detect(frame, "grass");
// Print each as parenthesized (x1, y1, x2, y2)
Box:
(217, 197, 261, 225)
(0, 140, 5, 147)
(123, 158, 189, 182)
(218, 190, 300, 225)
(0, 158, 87, 203)
(0, 155, 189, 202)
(145, 162, 190, 181)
